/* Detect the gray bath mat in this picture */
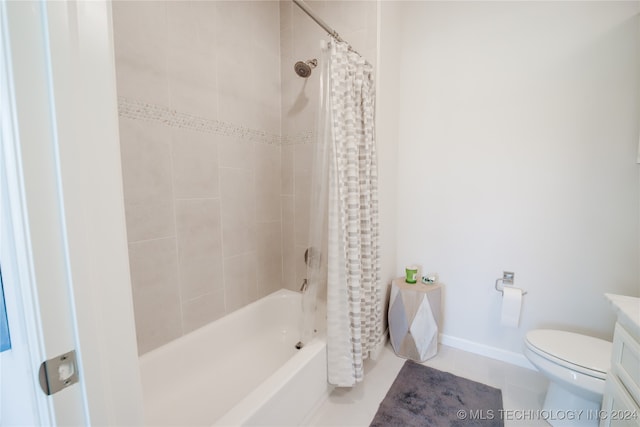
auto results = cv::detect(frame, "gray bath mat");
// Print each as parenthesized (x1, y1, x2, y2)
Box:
(370, 360, 504, 427)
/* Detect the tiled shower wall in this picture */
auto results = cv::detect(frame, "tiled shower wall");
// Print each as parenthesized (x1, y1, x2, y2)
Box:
(113, 0, 378, 355)
(113, 1, 282, 354)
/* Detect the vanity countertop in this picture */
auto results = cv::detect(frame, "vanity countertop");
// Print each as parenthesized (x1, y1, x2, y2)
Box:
(605, 293, 640, 340)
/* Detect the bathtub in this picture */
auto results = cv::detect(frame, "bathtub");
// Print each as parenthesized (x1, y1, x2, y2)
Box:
(139, 289, 330, 426)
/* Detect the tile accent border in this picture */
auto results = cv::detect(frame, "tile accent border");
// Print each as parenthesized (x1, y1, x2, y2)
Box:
(282, 130, 315, 146)
(118, 97, 316, 146)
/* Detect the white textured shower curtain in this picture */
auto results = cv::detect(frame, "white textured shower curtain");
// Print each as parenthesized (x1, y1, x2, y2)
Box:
(324, 40, 383, 387)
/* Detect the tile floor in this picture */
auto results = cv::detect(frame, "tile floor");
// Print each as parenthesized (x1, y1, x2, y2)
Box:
(307, 342, 551, 426)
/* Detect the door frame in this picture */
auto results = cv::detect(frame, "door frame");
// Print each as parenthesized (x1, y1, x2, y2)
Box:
(1, 1, 144, 424)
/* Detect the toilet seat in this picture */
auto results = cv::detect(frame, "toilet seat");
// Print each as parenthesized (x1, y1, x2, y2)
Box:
(525, 329, 611, 380)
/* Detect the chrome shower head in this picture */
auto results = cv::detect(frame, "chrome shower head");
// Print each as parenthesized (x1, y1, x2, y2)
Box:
(294, 59, 318, 78)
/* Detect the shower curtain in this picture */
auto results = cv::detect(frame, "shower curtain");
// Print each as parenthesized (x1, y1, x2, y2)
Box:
(320, 40, 382, 387)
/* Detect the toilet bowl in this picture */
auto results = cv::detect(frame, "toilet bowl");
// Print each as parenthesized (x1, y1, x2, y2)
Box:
(524, 329, 612, 426)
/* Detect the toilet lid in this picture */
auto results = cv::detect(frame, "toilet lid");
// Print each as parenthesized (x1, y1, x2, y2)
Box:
(525, 330, 611, 376)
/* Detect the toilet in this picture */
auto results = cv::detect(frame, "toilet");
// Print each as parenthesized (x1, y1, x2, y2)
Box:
(524, 329, 612, 426)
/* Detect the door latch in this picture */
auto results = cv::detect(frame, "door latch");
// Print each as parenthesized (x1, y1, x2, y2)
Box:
(39, 350, 79, 395)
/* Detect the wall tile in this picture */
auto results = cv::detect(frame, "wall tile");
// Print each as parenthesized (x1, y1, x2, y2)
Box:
(216, 50, 254, 99)
(257, 53, 282, 113)
(215, 1, 281, 133)
(119, 118, 175, 242)
(294, 192, 311, 247)
(218, 136, 255, 171)
(216, 29, 255, 107)
(167, 46, 218, 119)
(166, 1, 218, 55)
(217, 94, 255, 131)
(171, 128, 219, 199)
(175, 199, 223, 301)
(305, 1, 325, 14)
(283, 79, 318, 135)
(113, 57, 169, 109)
(215, 1, 257, 52)
(281, 145, 294, 195)
(182, 290, 226, 334)
(256, 144, 282, 222)
(339, 1, 370, 32)
(124, 199, 175, 243)
(281, 195, 296, 291)
(255, 52, 281, 108)
(280, 29, 293, 62)
(256, 221, 283, 297)
(129, 238, 182, 354)
(322, 1, 367, 40)
(120, 118, 173, 202)
(251, 1, 281, 53)
(224, 253, 258, 313)
(293, 143, 314, 179)
(293, 144, 313, 247)
(280, 80, 297, 137)
(253, 100, 282, 136)
(220, 168, 256, 257)
(279, 0, 293, 33)
(112, 1, 169, 105)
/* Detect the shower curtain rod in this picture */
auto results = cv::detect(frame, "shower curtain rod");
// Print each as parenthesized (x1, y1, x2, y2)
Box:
(292, 0, 345, 43)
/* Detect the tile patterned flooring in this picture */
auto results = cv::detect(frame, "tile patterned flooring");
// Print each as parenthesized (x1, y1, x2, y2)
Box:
(307, 343, 551, 426)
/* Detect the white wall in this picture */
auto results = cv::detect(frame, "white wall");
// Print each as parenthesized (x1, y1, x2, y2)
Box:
(384, 1, 640, 357)
(376, 0, 401, 322)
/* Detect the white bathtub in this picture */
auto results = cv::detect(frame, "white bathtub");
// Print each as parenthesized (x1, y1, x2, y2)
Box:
(139, 289, 330, 426)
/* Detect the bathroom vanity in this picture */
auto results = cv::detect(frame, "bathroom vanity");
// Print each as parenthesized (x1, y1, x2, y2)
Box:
(601, 294, 640, 427)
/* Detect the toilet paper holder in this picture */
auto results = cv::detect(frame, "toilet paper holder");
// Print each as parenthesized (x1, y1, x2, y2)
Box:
(495, 271, 527, 295)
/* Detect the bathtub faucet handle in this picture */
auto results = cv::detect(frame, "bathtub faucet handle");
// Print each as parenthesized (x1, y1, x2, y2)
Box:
(300, 278, 308, 292)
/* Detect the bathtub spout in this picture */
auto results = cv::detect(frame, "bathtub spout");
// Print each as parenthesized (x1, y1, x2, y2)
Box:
(300, 278, 308, 292)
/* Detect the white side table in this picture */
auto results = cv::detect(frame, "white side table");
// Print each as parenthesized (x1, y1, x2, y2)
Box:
(389, 277, 442, 362)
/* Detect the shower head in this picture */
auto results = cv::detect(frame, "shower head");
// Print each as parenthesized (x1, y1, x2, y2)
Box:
(294, 59, 318, 78)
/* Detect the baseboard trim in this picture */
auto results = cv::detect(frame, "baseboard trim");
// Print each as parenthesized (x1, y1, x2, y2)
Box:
(439, 333, 537, 371)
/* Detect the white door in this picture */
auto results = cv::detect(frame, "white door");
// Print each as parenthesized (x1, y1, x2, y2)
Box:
(1, 1, 144, 424)
(1, 0, 89, 424)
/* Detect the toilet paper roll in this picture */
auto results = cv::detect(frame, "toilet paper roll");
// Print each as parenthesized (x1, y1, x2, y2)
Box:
(501, 286, 522, 328)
